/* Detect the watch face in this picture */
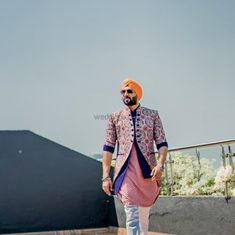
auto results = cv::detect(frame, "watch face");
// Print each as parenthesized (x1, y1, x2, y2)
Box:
(159, 164, 164, 171)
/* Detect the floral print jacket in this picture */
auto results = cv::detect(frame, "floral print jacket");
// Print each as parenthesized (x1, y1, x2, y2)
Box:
(103, 105, 168, 182)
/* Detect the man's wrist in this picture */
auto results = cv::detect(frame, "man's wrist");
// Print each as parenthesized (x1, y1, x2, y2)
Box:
(158, 163, 165, 171)
(101, 176, 111, 182)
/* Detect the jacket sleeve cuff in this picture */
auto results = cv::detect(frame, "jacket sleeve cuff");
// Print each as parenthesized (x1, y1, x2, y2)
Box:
(103, 145, 115, 153)
(157, 142, 168, 150)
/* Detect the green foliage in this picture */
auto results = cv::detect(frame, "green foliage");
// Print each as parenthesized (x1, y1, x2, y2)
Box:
(160, 152, 217, 195)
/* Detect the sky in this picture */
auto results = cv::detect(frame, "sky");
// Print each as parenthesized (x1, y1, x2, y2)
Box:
(0, 0, 234, 157)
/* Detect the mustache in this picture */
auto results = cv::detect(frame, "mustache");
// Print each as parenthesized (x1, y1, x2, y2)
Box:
(122, 96, 137, 106)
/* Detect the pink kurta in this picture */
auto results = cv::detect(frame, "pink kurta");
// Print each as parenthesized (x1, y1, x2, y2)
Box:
(117, 144, 161, 207)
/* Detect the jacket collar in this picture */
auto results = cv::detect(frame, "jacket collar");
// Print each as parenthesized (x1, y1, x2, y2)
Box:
(124, 103, 141, 115)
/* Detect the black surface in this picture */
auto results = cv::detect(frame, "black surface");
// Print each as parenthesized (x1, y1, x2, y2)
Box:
(107, 196, 120, 228)
(0, 130, 109, 234)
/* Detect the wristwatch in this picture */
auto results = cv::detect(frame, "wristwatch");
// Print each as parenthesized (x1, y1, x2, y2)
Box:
(159, 163, 165, 171)
(101, 176, 111, 182)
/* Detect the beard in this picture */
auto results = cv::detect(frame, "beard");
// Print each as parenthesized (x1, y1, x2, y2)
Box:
(122, 95, 138, 106)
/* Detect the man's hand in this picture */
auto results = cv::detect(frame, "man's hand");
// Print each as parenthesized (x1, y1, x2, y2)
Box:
(150, 165, 163, 181)
(102, 150, 113, 195)
(151, 146, 168, 181)
(102, 178, 113, 196)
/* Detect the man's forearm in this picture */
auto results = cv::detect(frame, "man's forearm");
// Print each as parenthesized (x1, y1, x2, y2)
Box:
(102, 150, 113, 179)
(158, 146, 168, 165)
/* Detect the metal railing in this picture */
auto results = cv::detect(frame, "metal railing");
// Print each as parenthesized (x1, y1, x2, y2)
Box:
(156, 139, 235, 200)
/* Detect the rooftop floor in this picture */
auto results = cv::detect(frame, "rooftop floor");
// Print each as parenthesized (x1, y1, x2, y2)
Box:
(2, 227, 172, 235)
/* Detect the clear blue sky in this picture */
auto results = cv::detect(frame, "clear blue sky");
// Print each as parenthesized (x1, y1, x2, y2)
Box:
(0, 0, 234, 156)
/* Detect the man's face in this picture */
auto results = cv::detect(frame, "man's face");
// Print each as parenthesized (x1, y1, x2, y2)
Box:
(120, 86, 138, 106)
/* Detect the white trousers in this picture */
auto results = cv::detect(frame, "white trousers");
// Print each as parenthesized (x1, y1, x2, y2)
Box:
(124, 205, 151, 235)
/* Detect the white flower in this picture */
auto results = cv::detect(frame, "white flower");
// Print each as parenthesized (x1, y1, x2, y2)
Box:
(214, 165, 234, 191)
(224, 166, 233, 180)
(161, 152, 234, 196)
(231, 188, 235, 196)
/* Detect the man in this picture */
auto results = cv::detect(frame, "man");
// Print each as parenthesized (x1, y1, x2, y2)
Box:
(102, 79, 168, 235)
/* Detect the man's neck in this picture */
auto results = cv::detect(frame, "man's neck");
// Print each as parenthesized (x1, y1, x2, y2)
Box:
(128, 102, 140, 111)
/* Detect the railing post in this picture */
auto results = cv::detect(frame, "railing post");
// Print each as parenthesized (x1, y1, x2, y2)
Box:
(228, 145, 234, 168)
(164, 157, 170, 196)
(195, 148, 201, 181)
(221, 146, 226, 167)
(228, 145, 235, 194)
(221, 145, 231, 202)
(168, 153, 174, 196)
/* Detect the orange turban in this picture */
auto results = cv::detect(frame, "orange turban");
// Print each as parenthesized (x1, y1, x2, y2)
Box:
(121, 79, 143, 100)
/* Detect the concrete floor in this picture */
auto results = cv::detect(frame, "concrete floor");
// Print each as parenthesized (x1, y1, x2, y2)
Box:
(2, 227, 172, 235)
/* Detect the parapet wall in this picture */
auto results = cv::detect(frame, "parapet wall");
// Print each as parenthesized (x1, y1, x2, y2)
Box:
(109, 196, 235, 235)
